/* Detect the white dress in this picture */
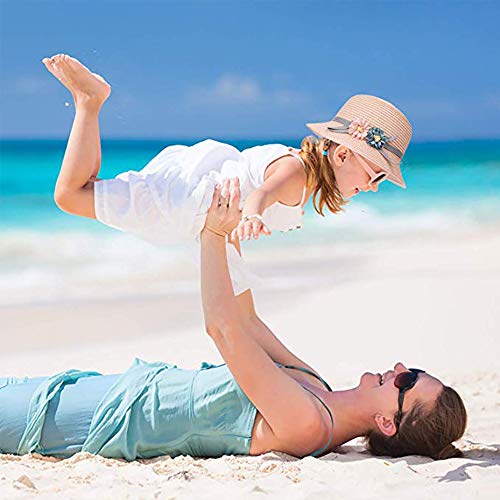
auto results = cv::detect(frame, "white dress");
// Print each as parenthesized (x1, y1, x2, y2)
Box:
(94, 139, 306, 295)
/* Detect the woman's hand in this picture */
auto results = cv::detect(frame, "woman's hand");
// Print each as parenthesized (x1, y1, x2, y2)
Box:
(231, 216, 272, 241)
(203, 178, 242, 238)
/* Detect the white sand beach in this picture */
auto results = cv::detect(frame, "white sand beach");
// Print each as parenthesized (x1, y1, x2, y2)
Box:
(1, 229, 499, 498)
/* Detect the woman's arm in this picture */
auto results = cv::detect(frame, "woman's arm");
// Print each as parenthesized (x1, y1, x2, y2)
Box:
(235, 290, 323, 380)
(201, 179, 320, 441)
(230, 238, 323, 380)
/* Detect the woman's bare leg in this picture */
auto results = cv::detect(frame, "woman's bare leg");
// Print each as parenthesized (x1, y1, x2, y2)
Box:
(42, 54, 111, 218)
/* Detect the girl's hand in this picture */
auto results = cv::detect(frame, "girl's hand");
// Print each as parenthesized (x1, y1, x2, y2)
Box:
(203, 178, 242, 237)
(231, 216, 272, 241)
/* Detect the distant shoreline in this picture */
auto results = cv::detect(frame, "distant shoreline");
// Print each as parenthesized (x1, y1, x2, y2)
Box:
(2, 137, 500, 145)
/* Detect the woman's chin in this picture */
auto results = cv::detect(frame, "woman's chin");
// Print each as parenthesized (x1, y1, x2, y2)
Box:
(359, 371, 379, 388)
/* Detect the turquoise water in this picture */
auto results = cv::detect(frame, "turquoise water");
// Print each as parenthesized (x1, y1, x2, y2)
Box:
(1, 138, 500, 231)
(1, 138, 499, 305)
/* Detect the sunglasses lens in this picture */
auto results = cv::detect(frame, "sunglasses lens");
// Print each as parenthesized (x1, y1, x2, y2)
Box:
(394, 371, 418, 390)
(371, 172, 387, 185)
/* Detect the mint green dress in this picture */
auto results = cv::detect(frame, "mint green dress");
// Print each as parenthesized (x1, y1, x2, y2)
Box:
(0, 357, 334, 460)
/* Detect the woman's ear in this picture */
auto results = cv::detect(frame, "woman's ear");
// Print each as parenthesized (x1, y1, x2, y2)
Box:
(374, 413, 397, 437)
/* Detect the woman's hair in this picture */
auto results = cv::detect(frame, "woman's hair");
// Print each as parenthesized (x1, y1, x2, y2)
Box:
(365, 385, 467, 460)
(298, 135, 347, 216)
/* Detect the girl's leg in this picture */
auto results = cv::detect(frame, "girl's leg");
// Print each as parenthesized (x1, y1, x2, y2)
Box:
(93, 118, 102, 179)
(55, 105, 102, 219)
(42, 54, 111, 219)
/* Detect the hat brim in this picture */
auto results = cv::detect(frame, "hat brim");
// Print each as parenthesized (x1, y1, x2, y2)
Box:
(306, 121, 406, 189)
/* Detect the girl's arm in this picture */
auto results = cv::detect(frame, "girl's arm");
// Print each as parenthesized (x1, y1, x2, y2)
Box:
(237, 158, 306, 240)
(201, 180, 320, 441)
(246, 157, 306, 212)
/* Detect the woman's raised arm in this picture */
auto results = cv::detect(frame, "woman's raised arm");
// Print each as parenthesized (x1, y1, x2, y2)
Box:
(200, 178, 321, 443)
(235, 289, 324, 382)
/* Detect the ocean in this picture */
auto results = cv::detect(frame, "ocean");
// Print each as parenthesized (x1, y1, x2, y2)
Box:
(1, 138, 499, 305)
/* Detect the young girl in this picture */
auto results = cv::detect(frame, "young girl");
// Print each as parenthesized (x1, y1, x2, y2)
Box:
(42, 54, 412, 295)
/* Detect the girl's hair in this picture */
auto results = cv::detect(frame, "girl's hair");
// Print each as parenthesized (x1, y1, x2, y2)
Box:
(365, 385, 467, 460)
(298, 135, 347, 216)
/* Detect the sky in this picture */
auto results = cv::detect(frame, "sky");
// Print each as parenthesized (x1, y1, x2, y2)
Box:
(1, 0, 499, 141)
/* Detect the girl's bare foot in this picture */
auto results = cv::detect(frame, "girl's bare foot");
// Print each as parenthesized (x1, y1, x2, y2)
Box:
(42, 54, 111, 109)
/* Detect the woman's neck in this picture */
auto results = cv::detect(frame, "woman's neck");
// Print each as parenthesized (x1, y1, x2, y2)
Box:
(323, 388, 375, 447)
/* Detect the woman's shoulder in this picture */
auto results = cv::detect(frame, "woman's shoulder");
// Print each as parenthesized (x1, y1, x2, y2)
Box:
(267, 395, 333, 458)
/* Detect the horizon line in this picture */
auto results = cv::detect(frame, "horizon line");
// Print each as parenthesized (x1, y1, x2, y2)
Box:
(1, 136, 500, 145)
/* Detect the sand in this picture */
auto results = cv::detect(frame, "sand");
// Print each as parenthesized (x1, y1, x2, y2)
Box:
(1, 230, 499, 498)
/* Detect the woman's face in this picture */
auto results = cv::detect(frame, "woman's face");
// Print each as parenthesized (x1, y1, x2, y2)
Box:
(359, 361, 443, 435)
(329, 145, 387, 199)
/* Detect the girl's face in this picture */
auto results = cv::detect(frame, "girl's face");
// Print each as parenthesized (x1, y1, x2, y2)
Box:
(329, 145, 387, 199)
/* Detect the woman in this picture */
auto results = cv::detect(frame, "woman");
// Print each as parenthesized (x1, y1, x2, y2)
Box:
(0, 179, 466, 461)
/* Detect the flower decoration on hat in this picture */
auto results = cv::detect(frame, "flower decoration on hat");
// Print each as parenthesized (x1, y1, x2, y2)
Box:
(326, 115, 403, 166)
(365, 127, 389, 150)
(348, 118, 370, 140)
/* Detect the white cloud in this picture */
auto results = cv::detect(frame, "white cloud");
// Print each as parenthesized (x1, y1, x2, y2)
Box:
(184, 74, 310, 108)
(10, 76, 51, 95)
(185, 74, 262, 105)
(273, 88, 309, 105)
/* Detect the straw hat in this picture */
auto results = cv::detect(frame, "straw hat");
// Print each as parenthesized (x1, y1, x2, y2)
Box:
(306, 94, 412, 188)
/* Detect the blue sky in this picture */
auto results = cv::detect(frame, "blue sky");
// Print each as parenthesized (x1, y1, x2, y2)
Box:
(1, 0, 499, 141)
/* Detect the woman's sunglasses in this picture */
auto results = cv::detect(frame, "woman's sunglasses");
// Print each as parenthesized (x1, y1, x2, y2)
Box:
(394, 368, 426, 432)
(354, 152, 388, 187)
